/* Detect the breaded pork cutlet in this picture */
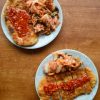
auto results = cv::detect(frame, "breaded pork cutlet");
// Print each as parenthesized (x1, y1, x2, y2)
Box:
(4, 0, 38, 46)
(38, 67, 96, 100)
(6, 7, 38, 46)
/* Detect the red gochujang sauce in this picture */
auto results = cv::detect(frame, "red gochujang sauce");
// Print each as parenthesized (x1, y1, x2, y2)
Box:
(43, 74, 90, 95)
(7, 7, 30, 37)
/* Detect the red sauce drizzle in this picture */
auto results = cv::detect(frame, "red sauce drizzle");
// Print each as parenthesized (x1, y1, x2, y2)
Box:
(43, 74, 90, 95)
(7, 7, 30, 37)
(60, 74, 90, 91)
(44, 83, 58, 95)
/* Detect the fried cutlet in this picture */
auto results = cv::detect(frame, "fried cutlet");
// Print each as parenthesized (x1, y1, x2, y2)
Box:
(38, 67, 96, 100)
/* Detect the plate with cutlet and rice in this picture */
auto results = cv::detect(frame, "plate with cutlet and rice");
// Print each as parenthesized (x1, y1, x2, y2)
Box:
(35, 49, 99, 100)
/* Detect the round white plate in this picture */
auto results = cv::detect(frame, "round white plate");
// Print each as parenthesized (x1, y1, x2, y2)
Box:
(35, 49, 99, 100)
(1, 0, 63, 49)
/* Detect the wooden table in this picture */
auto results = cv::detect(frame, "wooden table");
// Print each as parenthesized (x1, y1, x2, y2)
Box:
(0, 0, 100, 100)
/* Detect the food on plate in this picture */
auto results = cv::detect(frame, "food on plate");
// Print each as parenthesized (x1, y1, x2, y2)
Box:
(6, 7, 38, 46)
(38, 67, 96, 100)
(4, 0, 59, 46)
(44, 52, 82, 75)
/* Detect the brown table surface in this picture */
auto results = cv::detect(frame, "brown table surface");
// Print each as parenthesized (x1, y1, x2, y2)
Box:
(0, 0, 100, 100)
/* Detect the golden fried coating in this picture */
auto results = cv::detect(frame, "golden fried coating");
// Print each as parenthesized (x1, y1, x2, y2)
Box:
(38, 67, 96, 100)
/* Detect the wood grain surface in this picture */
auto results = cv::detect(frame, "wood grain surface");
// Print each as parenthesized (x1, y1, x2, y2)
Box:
(0, 0, 100, 100)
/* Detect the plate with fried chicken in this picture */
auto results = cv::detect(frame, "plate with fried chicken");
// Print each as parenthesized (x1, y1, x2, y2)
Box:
(1, 0, 63, 49)
(35, 49, 99, 100)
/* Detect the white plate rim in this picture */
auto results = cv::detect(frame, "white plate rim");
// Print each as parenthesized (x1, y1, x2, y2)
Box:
(35, 49, 99, 100)
(1, 0, 63, 49)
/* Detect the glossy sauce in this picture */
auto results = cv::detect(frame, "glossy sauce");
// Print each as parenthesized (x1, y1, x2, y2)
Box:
(7, 7, 30, 37)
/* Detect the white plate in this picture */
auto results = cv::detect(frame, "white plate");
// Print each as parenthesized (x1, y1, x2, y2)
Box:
(1, 0, 63, 49)
(35, 49, 99, 100)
